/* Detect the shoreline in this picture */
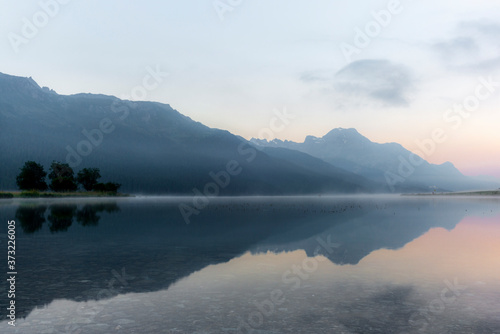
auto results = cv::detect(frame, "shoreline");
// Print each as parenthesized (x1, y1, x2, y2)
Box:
(403, 190, 500, 197)
(0, 191, 130, 198)
(2, 190, 499, 199)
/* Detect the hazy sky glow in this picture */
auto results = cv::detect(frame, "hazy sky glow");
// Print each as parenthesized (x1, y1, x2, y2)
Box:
(1, 0, 499, 177)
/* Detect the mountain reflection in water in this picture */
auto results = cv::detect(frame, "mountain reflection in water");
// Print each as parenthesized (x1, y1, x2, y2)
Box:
(0, 195, 498, 333)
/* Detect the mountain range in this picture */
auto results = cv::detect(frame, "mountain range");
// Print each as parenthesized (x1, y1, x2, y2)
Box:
(250, 128, 497, 192)
(0, 72, 497, 193)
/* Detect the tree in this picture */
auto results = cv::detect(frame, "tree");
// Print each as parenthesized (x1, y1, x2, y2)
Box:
(48, 161, 78, 192)
(77, 168, 101, 191)
(16, 161, 48, 191)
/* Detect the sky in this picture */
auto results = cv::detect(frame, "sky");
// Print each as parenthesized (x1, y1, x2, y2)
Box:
(1, 0, 499, 177)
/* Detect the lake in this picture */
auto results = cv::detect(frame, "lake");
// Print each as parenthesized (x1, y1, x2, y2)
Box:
(1, 195, 499, 333)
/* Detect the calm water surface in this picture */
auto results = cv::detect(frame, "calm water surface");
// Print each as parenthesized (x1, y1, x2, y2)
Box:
(0, 195, 499, 333)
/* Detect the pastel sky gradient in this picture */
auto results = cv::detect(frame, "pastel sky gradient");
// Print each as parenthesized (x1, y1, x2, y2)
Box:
(1, 0, 499, 177)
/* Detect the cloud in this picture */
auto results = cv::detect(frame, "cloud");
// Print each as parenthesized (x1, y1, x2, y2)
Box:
(456, 56, 500, 72)
(432, 21, 500, 73)
(299, 70, 335, 83)
(431, 37, 482, 70)
(459, 20, 500, 36)
(432, 37, 479, 59)
(332, 59, 415, 107)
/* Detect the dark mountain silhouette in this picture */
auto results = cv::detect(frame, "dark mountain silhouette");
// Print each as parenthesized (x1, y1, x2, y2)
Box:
(0, 72, 373, 194)
(1, 72, 496, 194)
(258, 147, 382, 191)
(251, 128, 499, 192)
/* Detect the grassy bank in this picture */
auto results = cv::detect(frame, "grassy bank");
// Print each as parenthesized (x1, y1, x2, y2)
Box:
(0, 191, 131, 198)
(406, 190, 500, 196)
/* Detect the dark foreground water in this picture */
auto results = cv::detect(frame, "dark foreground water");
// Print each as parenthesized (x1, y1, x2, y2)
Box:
(0, 195, 499, 333)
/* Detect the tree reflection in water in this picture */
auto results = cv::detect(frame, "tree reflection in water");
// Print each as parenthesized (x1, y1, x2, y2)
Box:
(76, 203, 120, 226)
(16, 202, 120, 233)
(47, 205, 77, 232)
(15, 205, 47, 234)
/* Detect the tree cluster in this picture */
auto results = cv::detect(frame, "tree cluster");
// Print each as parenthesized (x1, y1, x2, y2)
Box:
(16, 161, 121, 193)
